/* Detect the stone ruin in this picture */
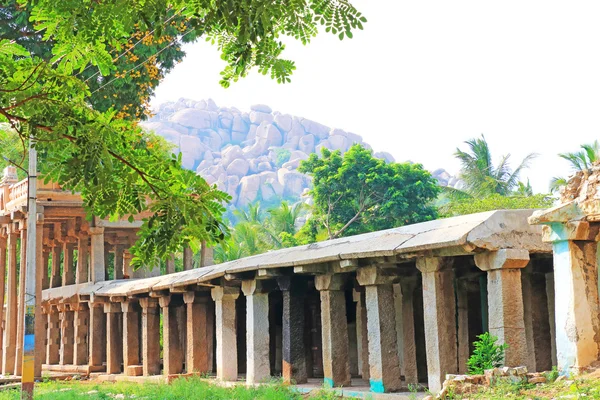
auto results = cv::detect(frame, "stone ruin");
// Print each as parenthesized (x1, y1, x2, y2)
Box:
(0, 161, 598, 397)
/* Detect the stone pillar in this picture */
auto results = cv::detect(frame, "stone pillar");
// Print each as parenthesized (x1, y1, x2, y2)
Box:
(183, 292, 211, 374)
(58, 303, 75, 365)
(140, 297, 160, 376)
(211, 286, 239, 381)
(456, 280, 470, 375)
(166, 255, 176, 274)
(160, 295, 184, 375)
(73, 303, 89, 365)
(2, 232, 17, 375)
(50, 245, 61, 288)
(545, 221, 600, 375)
(122, 300, 140, 375)
(105, 302, 123, 374)
(183, 247, 194, 271)
(45, 304, 60, 365)
(0, 238, 6, 368)
(356, 267, 401, 393)
(114, 244, 125, 280)
(315, 274, 351, 388)
(277, 276, 308, 384)
(475, 249, 529, 368)
(546, 272, 557, 367)
(353, 289, 369, 381)
(242, 280, 271, 385)
(416, 257, 458, 394)
(35, 216, 45, 378)
(123, 250, 133, 279)
(400, 277, 418, 386)
(88, 301, 106, 369)
(15, 227, 26, 375)
(63, 242, 75, 286)
(521, 271, 536, 372)
(89, 227, 105, 283)
(76, 234, 89, 284)
(42, 249, 50, 290)
(200, 242, 214, 267)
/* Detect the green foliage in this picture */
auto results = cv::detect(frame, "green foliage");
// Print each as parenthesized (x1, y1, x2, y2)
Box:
(454, 135, 537, 198)
(0, 0, 364, 269)
(298, 144, 440, 240)
(467, 332, 508, 375)
(214, 200, 307, 263)
(439, 194, 554, 218)
(274, 148, 292, 168)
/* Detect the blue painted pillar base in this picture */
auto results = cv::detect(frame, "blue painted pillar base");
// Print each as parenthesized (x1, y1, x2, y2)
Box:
(370, 379, 385, 393)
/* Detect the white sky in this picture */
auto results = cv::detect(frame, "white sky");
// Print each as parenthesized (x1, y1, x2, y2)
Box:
(152, 1, 600, 194)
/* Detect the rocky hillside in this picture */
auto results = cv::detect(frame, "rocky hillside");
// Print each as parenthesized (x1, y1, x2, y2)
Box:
(142, 98, 461, 209)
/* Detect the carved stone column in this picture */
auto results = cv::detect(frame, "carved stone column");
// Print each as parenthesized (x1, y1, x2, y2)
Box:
(160, 295, 184, 375)
(2, 231, 18, 374)
(211, 286, 239, 381)
(50, 244, 61, 288)
(242, 280, 272, 384)
(475, 249, 529, 368)
(73, 302, 89, 365)
(88, 301, 106, 369)
(76, 234, 89, 284)
(122, 300, 141, 375)
(277, 276, 308, 384)
(140, 297, 160, 376)
(45, 304, 60, 366)
(105, 302, 123, 374)
(89, 227, 105, 283)
(183, 292, 211, 374)
(58, 303, 75, 365)
(356, 267, 401, 393)
(315, 274, 351, 388)
(62, 242, 75, 286)
(416, 257, 458, 394)
(15, 227, 27, 375)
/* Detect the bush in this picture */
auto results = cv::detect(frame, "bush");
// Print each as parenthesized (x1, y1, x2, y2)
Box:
(467, 332, 508, 375)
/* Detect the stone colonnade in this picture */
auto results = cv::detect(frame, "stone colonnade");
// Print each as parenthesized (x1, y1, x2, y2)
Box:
(40, 247, 556, 395)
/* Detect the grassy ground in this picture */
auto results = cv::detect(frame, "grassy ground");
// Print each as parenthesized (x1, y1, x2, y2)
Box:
(0, 377, 342, 400)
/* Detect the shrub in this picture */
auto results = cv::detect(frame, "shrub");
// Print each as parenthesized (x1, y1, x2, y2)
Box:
(467, 332, 508, 375)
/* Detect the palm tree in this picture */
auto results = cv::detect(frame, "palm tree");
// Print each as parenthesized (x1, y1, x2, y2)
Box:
(550, 140, 600, 193)
(267, 201, 305, 236)
(454, 135, 537, 198)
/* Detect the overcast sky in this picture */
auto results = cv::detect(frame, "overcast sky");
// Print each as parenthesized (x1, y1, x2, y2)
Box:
(152, 1, 600, 193)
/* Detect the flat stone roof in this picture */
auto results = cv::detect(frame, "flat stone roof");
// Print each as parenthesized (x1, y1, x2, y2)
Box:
(42, 209, 551, 302)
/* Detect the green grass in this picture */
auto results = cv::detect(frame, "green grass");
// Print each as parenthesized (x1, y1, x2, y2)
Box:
(0, 376, 341, 399)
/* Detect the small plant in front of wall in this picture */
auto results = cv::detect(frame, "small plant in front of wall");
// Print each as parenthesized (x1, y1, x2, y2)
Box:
(467, 332, 508, 375)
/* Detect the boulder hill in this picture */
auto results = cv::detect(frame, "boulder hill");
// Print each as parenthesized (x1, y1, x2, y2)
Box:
(142, 98, 460, 209)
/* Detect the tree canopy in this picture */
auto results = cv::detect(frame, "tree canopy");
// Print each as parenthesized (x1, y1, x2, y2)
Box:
(298, 144, 440, 240)
(0, 0, 366, 268)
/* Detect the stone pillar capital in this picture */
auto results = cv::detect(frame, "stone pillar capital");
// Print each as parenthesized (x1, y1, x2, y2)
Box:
(56, 303, 69, 313)
(139, 297, 158, 309)
(356, 266, 399, 286)
(474, 249, 529, 271)
(315, 273, 348, 291)
(211, 286, 239, 302)
(158, 295, 171, 308)
(88, 227, 104, 236)
(104, 302, 121, 313)
(242, 279, 275, 296)
(541, 221, 599, 243)
(416, 257, 453, 273)
(121, 300, 138, 313)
